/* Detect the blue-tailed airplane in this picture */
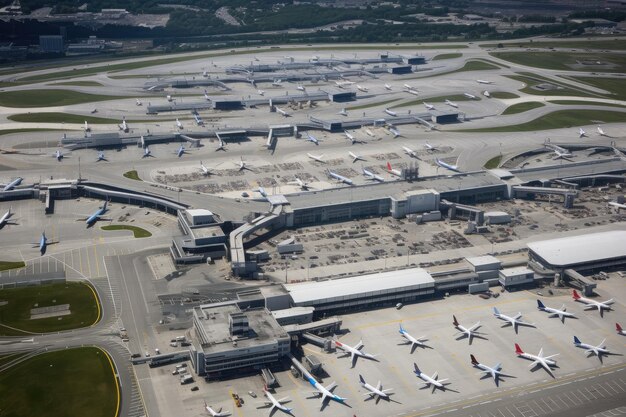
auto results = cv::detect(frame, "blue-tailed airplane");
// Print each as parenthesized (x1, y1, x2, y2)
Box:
(96, 151, 107, 162)
(31, 231, 58, 255)
(399, 323, 430, 353)
(2, 177, 23, 192)
(327, 169, 353, 186)
(436, 158, 460, 173)
(306, 375, 346, 410)
(79, 200, 110, 227)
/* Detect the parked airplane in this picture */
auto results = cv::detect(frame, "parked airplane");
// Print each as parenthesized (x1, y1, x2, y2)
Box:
(413, 363, 450, 393)
(307, 153, 325, 163)
(142, 146, 153, 158)
(297, 84, 306, 91)
(453, 315, 482, 344)
(384, 84, 392, 91)
(389, 126, 401, 138)
(119, 118, 129, 133)
(304, 132, 321, 145)
(345, 131, 364, 144)
(256, 388, 292, 415)
(216, 137, 227, 152)
(536, 300, 575, 323)
(91, 108, 98, 113)
(493, 307, 535, 333)
(258, 90, 265, 96)
(81, 200, 109, 227)
(362, 167, 384, 182)
(272, 79, 283, 87)
(84, 121, 91, 132)
(403, 83, 414, 90)
(617, 323, 626, 335)
(306, 375, 346, 408)
(194, 114, 204, 126)
(470, 354, 507, 386)
(406, 88, 419, 96)
(327, 170, 353, 186)
(289, 176, 315, 190)
(483, 91, 491, 98)
(236, 157, 249, 171)
(424, 102, 435, 110)
(573, 336, 610, 359)
(386, 162, 402, 177)
(436, 158, 460, 172)
(96, 151, 107, 162)
(176, 118, 184, 130)
(349, 151, 365, 163)
(334, 339, 378, 367)
(202, 69, 208, 77)
(572, 290, 614, 316)
(203, 90, 211, 101)
(174, 145, 187, 157)
(166, 94, 174, 102)
(477, 79, 493, 84)
(338, 108, 348, 116)
(334, 80, 355, 88)
(579, 128, 587, 138)
(276, 107, 291, 117)
(204, 401, 230, 417)
(255, 187, 269, 199)
(2, 177, 23, 192)
(136, 98, 142, 106)
(199, 161, 212, 176)
(356, 84, 369, 92)
(424, 142, 438, 151)
(364, 128, 375, 137)
(403, 146, 418, 158)
(384, 108, 397, 117)
(399, 323, 430, 353)
(445, 99, 458, 108)
(464, 93, 477, 100)
(53, 149, 70, 161)
(514, 343, 558, 377)
(31, 231, 58, 255)
(359, 375, 393, 404)
(597, 125, 608, 136)
(0, 207, 16, 228)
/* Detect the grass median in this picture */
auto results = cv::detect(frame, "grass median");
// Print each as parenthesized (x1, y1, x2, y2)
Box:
(123, 170, 141, 181)
(502, 101, 545, 115)
(0, 89, 128, 108)
(101, 225, 152, 238)
(0, 261, 25, 271)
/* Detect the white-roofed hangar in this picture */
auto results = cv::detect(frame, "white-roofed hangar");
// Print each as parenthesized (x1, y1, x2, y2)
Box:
(283, 268, 435, 316)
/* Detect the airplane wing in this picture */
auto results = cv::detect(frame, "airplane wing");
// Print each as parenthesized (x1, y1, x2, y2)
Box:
(355, 341, 364, 351)
(277, 397, 290, 404)
(468, 322, 481, 332)
(325, 381, 338, 393)
(351, 352, 358, 368)
(256, 401, 273, 408)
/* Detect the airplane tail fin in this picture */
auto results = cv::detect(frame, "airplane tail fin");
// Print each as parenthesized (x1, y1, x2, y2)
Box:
(574, 336, 581, 345)
(413, 363, 421, 375)
(537, 300, 545, 309)
(470, 354, 478, 365)
(399, 323, 404, 333)
(514, 343, 524, 355)
(359, 374, 365, 384)
(387, 162, 392, 171)
(452, 315, 459, 327)
(617, 323, 623, 333)
(572, 289, 581, 300)
(493, 307, 500, 316)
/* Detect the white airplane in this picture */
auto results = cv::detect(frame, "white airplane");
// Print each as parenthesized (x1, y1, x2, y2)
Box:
(389, 127, 401, 138)
(194, 114, 204, 126)
(0, 207, 17, 228)
(573, 336, 610, 359)
(359, 375, 393, 404)
(349, 151, 365, 163)
(119, 118, 129, 133)
(334, 339, 378, 367)
(82, 200, 109, 227)
(176, 118, 183, 130)
(386, 162, 402, 177)
(493, 307, 535, 333)
(597, 125, 608, 136)
(470, 354, 507, 386)
(204, 401, 230, 417)
(142, 146, 153, 158)
(307, 153, 325, 163)
(334, 80, 355, 88)
(255, 187, 269, 199)
(202, 69, 208, 77)
(327, 169, 353, 186)
(424, 142, 438, 151)
(53, 149, 70, 161)
(399, 323, 430, 353)
(364, 128, 375, 137)
(384, 108, 397, 117)
(464, 93, 477, 100)
(136, 98, 142, 106)
(96, 151, 107, 162)
(536, 300, 575, 323)
(338, 108, 348, 116)
(236, 157, 249, 171)
(406, 88, 419, 96)
(572, 290, 614, 316)
(616, 323, 626, 335)
(579, 127, 587, 138)
(403, 146, 418, 158)
(453, 315, 482, 344)
(31, 231, 57, 255)
(483, 90, 491, 98)
(304, 132, 321, 145)
(276, 107, 290, 117)
(305, 375, 346, 408)
(413, 363, 450, 393)
(445, 99, 458, 108)
(258, 90, 265, 96)
(424, 102, 435, 110)
(256, 388, 292, 415)
(216, 137, 227, 152)
(166, 94, 174, 102)
(515, 343, 558, 377)
(436, 158, 460, 172)
(91, 108, 97, 113)
(289, 176, 315, 190)
(297, 84, 306, 91)
(403, 83, 413, 90)
(547, 145, 573, 160)
(384, 84, 392, 91)
(362, 167, 384, 182)
(199, 161, 211, 176)
(477, 79, 493, 84)
(204, 90, 211, 101)
(84, 120, 91, 132)
(356, 84, 369, 93)
(272, 79, 283, 87)
(345, 131, 363, 145)
(2, 177, 23, 192)
(175, 145, 187, 158)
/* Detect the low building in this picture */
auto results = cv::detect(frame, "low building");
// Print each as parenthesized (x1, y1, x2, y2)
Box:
(189, 303, 290, 377)
(485, 211, 511, 225)
(39, 35, 64, 53)
(499, 267, 534, 289)
(271, 306, 314, 326)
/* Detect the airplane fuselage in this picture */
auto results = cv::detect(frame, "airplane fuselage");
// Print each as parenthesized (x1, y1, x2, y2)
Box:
(3, 177, 22, 191)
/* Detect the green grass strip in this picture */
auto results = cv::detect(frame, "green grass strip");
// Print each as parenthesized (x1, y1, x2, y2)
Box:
(0, 261, 25, 271)
(502, 101, 545, 115)
(431, 53, 462, 61)
(50, 81, 103, 86)
(484, 155, 502, 169)
(489, 91, 520, 99)
(101, 225, 152, 238)
(0, 89, 128, 108)
(548, 99, 626, 108)
(123, 170, 141, 181)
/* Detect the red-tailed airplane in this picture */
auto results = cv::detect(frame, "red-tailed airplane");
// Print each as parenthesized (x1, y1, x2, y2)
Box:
(572, 290, 614, 316)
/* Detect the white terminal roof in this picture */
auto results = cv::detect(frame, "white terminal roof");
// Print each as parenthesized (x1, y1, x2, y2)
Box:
(527, 230, 626, 267)
(187, 209, 214, 216)
(284, 268, 434, 305)
(466, 255, 501, 267)
(500, 266, 534, 277)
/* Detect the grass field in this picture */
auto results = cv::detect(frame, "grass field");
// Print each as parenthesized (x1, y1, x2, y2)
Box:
(567, 76, 626, 101)
(0, 261, 25, 271)
(0, 282, 100, 336)
(455, 109, 626, 133)
(505, 74, 595, 97)
(0, 347, 118, 417)
(0, 352, 26, 368)
(480, 40, 626, 51)
(123, 170, 141, 181)
(502, 101, 545, 115)
(346, 98, 401, 111)
(101, 225, 152, 238)
(548, 99, 626, 108)
(450, 60, 500, 73)
(50, 81, 103, 87)
(431, 53, 462, 61)
(484, 155, 502, 169)
(0, 89, 128, 108)
(491, 51, 626, 73)
(393, 94, 477, 108)
(489, 91, 520, 99)
(7, 112, 168, 124)
(0, 128, 67, 137)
